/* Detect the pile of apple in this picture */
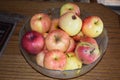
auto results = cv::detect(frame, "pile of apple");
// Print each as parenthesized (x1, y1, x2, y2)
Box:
(21, 3, 104, 71)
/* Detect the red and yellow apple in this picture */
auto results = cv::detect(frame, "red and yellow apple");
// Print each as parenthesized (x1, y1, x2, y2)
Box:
(36, 50, 46, 67)
(30, 13, 51, 33)
(59, 12, 82, 36)
(82, 16, 103, 38)
(44, 50, 67, 70)
(49, 18, 59, 32)
(60, 2, 80, 16)
(21, 31, 44, 55)
(75, 38, 100, 64)
(66, 37, 76, 53)
(45, 29, 70, 52)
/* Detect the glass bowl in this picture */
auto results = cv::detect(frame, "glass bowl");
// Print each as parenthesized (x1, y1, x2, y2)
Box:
(19, 8, 108, 79)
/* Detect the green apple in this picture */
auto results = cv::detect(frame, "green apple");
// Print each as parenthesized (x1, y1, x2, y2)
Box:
(64, 52, 82, 70)
(59, 12, 82, 36)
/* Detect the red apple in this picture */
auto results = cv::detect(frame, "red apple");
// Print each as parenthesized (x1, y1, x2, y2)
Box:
(49, 18, 59, 32)
(66, 37, 76, 53)
(59, 12, 82, 36)
(44, 50, 67, 70)
(75, 39, 100, 64)
(60, 2, 80, 16)
(82, 16, 103, 38)
(45, 29, 70, 52)
(30, 13, 51, 33)
(36, 50, 46, 67)
(21, 31, 44, 55)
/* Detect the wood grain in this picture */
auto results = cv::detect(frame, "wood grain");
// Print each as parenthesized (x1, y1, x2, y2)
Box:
(0, 1, 120, 80)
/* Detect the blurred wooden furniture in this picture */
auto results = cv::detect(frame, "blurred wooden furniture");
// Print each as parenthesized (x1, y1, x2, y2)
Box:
(0, 1, 120, 80)
(90, 0, 97, 3)
(36, 0, 96, 3)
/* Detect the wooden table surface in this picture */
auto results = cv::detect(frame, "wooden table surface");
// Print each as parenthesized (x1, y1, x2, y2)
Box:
(0, 1, 120, 80)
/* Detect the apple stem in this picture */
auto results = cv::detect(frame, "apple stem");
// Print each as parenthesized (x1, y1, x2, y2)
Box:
(39, 17, 42, 20)
(90, 48, 95, 54)
(54, 35, 60, 43)
(69, 8, 72, 10)
(54, 57, 58, 60)
(94, 20, 99, 24)
(66, 54, 70, 57)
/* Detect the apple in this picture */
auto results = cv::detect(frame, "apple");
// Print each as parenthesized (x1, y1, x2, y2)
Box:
(75, 41, 100, 64)
(42, 32, 48, 38)
(30, 13, 51, 33)
(36, 50, 46, 67)
(45, 29, 70, 52)
(21, 31, 44, 55)
(44, 50, 67, 70)
(82, 16, 104, 38)
(59, 12, 82, 36)
(60, 2, 80, 16)
(66, 37, 76, 53)
(49, 18, 59, 32)
(80, 37, 99, 48)
(64, 52, 82, 70)
(72, 31, 84, 42)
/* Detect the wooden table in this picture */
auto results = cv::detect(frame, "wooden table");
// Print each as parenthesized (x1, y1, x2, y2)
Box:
(0, 1, 120, 80)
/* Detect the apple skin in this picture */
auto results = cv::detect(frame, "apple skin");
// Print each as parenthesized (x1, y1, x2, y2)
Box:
(80, 37, 98, 48)
(60, 3, 80, 16)
(82, 16, 103, 38)
(21, 31, 44, 55)
(45, 29, 70, 52)
(75, 41, 100, 64)
(36, 50, 46, 67)
(49, 18, 59, 32)
(64, 52, 82, 70)
(30, 13, 51, 33)
(59, 12, 82, 36)
(42, 32, 48, 38)
(72, 31, 84, 42)
(44, 50, 67, 70)
(66, 37, 76, 53)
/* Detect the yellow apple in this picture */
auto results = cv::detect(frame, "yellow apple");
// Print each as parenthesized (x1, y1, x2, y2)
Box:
(59, 12, 82, 36)
(64, 52, 82, 70)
